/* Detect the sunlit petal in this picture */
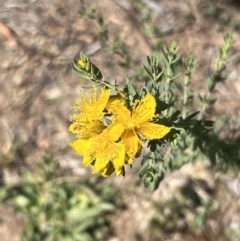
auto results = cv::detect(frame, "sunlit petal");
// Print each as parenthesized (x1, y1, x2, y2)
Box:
(82, 155, 93, 167)
(96, 88, 112, 112)
(69, 139, 89, 156)
(104, 123, 124, 142)
(107, 104, 131, 124)
(132, 93, 156, 124)
(100, 162, 116, 177)
(111, 142, 125, 172)
(121, 130, 139, 157)
(92, 157, 108, 174)
(69, 121, 105, 138)
(71, 87, 111, 123)
(139, 122, 171, 140)
(106, 95, 126, 110)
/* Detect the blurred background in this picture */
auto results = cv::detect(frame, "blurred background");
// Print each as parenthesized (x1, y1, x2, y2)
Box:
(0, 0, 240, 240)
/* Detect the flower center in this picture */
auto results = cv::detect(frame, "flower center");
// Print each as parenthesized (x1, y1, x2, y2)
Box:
(126, 121, 136, 130)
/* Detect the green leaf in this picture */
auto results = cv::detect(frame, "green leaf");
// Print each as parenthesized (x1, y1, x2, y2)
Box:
(185, 111, 199, 121)
(139, 165, 150, 178)
(67, 204, 113, 222)
(0, 188, 8, 201)
(143, 64, 153, 79)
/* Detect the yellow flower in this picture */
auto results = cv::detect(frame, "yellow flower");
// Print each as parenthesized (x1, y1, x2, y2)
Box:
(70, 123, 126, 177)
(78, 59, 87, 69)
(69, 120, 105, 138)
(107, 93, 171, 157)
(106, 95, 126, 109)
(70, 87, 111, 124)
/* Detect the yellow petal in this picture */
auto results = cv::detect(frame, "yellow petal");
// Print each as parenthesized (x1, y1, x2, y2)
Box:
(68, 123, 82, 134)
(135, 144, 143, 158)
(100, 162, 115, 177)
(106, 95, 126, 109)
(132, 93, 156, 125)
(121, 130, 139, 157)
(100, 162, 124, 177)
(125, 156, 134, 165)
(73, 87, 111, 123)
(95, 88, 111, 112)
(69, 139, 89, 156)
(111, 142, 125, 172)
(83, 155, 93, 167)
(80, 121, 105, 138)
(92, 157, 108, 174)
(139, 122, 171, 140)
(114, 166, 124, 176)
(107, 104, 131, 124)
(104, 123, 124, 142)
